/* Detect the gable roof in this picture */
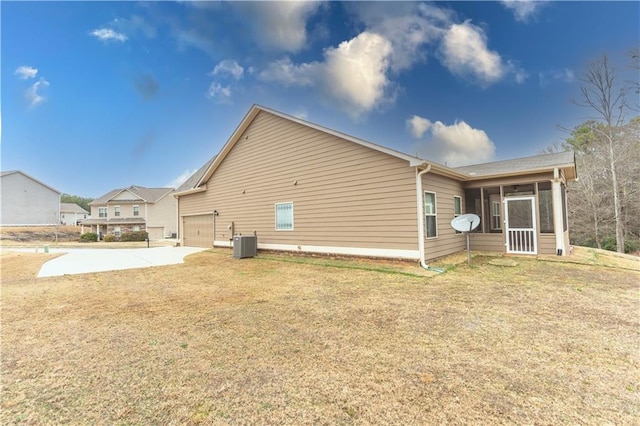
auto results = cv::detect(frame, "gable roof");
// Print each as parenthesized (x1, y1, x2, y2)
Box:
(179, 105, 426, 192)
(175, 105, 577, 193)
(60, 203, 89, 214)
(90, 185, 174, 205)
(455, 151, 577, 181)
(0, 170, 61, 194)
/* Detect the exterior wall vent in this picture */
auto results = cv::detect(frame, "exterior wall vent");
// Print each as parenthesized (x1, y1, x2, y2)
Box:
(233, 234, 257, 259)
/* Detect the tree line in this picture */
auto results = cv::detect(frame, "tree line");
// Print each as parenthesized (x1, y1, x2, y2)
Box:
(550, 48, 639, 253)
(60, 194, 94, 213)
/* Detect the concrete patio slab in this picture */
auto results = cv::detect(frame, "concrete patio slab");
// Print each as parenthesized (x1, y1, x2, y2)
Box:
(22, 246, 209, 278)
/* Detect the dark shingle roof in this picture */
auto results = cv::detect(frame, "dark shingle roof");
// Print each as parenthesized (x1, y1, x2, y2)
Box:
(454, 151, 575, 177)
(176, 156, 216, 192)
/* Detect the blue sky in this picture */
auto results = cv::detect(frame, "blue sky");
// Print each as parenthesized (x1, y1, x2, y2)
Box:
(2, 1, 638, 198)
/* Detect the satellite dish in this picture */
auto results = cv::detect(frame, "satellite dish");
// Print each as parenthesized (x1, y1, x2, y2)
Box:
(451, 213, 481, 233)
(451, 213, 481, 265)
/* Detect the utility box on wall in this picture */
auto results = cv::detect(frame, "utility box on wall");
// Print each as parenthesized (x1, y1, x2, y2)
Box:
(233, 235, 257, 259)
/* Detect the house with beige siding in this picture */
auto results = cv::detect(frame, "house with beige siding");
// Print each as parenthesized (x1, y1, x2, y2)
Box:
(82, 186, 176, 240)
(175, 105, 577, 264)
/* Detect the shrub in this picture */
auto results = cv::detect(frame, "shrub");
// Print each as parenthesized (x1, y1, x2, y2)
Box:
(591, 236, 639, 254)
(103, 234, 116, 242)
(80, 232, 98, 242)
(120, 231, 148, 242)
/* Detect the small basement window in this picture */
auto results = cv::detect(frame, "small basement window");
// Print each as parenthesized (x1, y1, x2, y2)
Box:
(275, 202, 294, 231)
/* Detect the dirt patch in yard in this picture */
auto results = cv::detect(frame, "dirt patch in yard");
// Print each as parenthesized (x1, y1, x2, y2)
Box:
(1, 249, 638, 424)
(0, 226, 82, 243)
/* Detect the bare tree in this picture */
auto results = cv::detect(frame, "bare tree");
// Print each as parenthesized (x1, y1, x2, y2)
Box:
(576, 55, 628, 252)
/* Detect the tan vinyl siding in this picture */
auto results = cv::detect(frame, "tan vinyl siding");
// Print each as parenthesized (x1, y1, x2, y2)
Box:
(422, 173, 467, 260)
(469, 233, 505, 252)
(146, 194, 177, 237)
(179, 111, 419, 256)
(538, 234, 556, 255)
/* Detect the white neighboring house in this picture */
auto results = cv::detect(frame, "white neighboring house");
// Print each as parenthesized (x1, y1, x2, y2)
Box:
(60, 203, 90, 226)
(0, 170, 61, 226)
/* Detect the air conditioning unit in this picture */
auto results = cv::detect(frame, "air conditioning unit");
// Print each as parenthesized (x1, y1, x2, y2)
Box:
(233, 234, 257, 259)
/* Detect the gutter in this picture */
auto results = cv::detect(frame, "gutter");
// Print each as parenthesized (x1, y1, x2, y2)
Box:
(415, 164, 444, 273)
(173, 185, 207, 197)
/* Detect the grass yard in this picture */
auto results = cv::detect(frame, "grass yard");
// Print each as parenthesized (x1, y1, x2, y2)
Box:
(1, 248, 639, 424)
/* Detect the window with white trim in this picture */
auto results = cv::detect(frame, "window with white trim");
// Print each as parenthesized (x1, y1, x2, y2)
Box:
(133, 205, 139, 217)
(114, 206, 121, 217)
(491, 201, 502, 230)
(453, 196, 462, 234)
(133, 225, 140, 232)
(114, 226, 121, 237)
(99, 207, 107, 218)
(275, 202, 294, 231)
(425, 192, 437, 238)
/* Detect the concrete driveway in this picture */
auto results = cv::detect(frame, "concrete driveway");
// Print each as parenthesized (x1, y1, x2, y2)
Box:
(27, 246, 208, 278)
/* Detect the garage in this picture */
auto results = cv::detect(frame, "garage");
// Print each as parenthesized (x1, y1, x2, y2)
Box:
(147, 226, 165, 240)
(183, 214, 213, 247)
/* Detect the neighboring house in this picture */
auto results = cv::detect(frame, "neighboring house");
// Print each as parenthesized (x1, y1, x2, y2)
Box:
(175, 105, 577, 263)
(60, 203, 90, 226)
(82, 186, 176, 240)
(0, 170, 61, 226)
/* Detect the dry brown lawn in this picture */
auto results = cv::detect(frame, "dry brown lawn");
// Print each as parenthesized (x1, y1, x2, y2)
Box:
(1, 247, 638, 424)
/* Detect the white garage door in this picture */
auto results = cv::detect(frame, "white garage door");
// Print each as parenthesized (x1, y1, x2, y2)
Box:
(183, 214, 213, 248)
(147, 227, 164, 240)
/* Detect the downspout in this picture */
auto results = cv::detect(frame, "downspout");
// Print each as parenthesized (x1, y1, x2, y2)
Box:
(416, 164, 443, 272)
(552, 167, 565, 256)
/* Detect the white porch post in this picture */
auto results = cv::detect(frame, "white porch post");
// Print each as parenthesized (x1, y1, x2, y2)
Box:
(552, 168, 566, 256)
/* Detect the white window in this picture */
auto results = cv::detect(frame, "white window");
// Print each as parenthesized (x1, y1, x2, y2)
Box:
(133, 225, 140, 232)
(275, 202, 294, 231)
(99, 207, 107, 218)
(133, 205, 139, 217)
(114, 226, 121, 237)
(491, 201, 501, 230)
(425, 192, 437, 238)
(114, 206, 120, 217)
(453, 196, 462, 234)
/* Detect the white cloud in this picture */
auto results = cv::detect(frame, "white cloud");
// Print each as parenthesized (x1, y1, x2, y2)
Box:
(15, 66, 38, 79)
(259, 57, 316, 87)
(26, 78, 50, 107)
(408, 115, 495, 166)
(322, 32, 393, 115)
(166, 169, 197, 189)
(91, 28, 128, 42)
(407, 115, 432, 139)
(501, 0, 547, 23)
(206, 82, 231, 101)
(539, 68, 575, 87)
(211, 60, 244, 80)
(260, 31, 394, 118)
(440, 21, 506, 86)
(234, 1, 322, 52)
(347, 2, 452, 73)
